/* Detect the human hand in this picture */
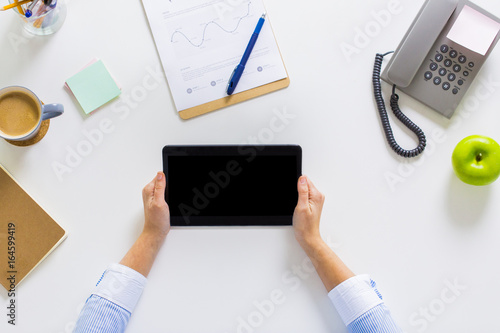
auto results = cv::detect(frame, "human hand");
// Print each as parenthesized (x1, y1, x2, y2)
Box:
(118, 172, 170, 277)
(293, 175, 325, 252)
(142, 172, 170, 242)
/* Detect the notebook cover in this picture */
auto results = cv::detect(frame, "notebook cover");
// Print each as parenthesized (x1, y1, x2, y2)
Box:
(0, 165, 66, 290)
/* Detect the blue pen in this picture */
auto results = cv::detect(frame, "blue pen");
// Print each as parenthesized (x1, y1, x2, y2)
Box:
(226, 13, 266, 95)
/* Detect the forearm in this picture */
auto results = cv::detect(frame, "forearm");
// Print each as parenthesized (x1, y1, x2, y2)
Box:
(300, 238, 355, 291)
(292, 176, 402, 332)
(119, 231, 166, 278)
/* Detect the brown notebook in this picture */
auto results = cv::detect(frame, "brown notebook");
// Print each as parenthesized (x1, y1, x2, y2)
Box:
(0, 164, 66, 290)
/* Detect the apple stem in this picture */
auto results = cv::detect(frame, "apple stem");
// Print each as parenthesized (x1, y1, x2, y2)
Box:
(476, 153, 483, 163)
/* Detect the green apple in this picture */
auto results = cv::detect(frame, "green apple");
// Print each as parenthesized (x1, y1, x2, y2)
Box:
(452, 135, 500, 186)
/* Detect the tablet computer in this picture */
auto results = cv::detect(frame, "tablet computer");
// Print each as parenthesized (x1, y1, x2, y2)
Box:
(162, 145, 302, 226)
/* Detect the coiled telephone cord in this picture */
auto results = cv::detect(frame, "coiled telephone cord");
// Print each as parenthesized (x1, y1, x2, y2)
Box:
(373, 52, 426, 158)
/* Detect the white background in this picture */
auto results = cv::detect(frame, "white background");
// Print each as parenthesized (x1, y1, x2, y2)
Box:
(1, 0, 500, 332)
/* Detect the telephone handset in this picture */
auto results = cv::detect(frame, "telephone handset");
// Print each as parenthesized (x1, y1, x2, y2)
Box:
(383, 0, 459, 90)
(373, 0, 500, 158)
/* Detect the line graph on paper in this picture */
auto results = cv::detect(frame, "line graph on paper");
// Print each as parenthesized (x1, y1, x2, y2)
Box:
(166, 1, 257, 57)
(171, 2, 251, 48)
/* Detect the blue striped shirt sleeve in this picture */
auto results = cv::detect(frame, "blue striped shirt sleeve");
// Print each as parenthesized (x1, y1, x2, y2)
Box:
(73, 295, 130, 333)
(329, 275, 403, 333)
(347, 303, 402, 333)
(73, 264, 147, 333)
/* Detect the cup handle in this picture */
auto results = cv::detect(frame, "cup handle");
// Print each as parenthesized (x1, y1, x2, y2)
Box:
(41, 104, 64, 121)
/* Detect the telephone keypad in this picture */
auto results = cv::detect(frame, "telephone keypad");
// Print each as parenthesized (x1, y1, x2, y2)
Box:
(430, 45, 475, 95)
(426, 43, 474, 97)
(403, 33, 489, 118)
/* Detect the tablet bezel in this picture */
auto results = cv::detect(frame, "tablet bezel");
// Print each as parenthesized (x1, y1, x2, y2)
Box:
(162, 145, 302, 226)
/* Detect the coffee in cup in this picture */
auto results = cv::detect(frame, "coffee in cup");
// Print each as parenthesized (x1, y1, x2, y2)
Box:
(0, 86, 63, 142)
(0, 90, 41, 137)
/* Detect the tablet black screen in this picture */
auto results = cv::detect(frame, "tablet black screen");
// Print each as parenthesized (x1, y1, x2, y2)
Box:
(164, 146, 301, 226)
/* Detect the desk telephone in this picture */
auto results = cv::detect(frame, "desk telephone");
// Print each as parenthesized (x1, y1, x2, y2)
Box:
(373, 0, 500, 158)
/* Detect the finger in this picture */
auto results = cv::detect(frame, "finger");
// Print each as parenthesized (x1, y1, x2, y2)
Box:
(296, 175, 309, 207)
(153, 172, 167, 204)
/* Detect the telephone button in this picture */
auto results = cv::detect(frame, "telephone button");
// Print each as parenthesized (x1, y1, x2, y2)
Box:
(430, 62, 438, 71)
(458, 79, 464, 86)
(468, 62, 475, 68)
(449, 50, 458, 58)
(434, 77, 442, 85)
(448, 73, 456, 81)
(444, 59, 452, 67)
(424, 72, 433, 80)
(440, 45, 449, 53)
(458, 55, 467, 63)
(438, 68, 447, 76)
(463, 71, 469, 77)
(453, 64, 461, 73)
(453, 88, 459, 95)
(435, 54, 444, 62)
(442, 82, 451, 91)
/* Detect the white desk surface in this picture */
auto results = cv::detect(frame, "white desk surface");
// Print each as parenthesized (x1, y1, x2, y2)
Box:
(1, 0, 500, 332)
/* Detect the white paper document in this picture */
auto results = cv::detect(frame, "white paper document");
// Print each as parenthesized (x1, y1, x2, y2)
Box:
(141, 0, 288, 112)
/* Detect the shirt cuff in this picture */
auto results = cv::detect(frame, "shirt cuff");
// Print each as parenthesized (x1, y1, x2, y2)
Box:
(328, 274, 384, 326)
(92, 263, 147, 313)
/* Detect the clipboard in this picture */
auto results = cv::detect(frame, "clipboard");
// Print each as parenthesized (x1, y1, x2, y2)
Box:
(141, 0, 289, 120)
(179, 75, 290, 120)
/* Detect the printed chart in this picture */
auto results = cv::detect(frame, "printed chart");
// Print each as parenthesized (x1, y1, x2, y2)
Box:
(142, 0, 287, 111)
(170, 2, 252, 49)
(166, 1, 258, 58)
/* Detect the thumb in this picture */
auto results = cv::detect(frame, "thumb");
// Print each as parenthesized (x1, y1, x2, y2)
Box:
(297, 175, 309, 207)
(153, 172, 166, 203)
